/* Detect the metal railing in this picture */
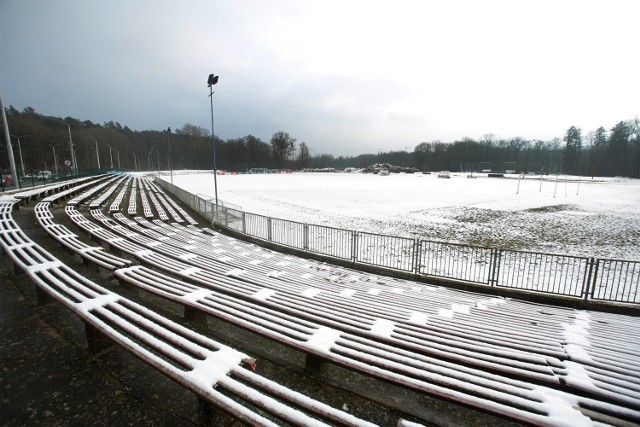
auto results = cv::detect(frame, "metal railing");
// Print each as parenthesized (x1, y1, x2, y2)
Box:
(155, 178, 640, 305)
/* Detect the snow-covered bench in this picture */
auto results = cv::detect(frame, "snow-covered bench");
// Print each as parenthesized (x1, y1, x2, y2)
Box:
(109, 177, 130, 213)
(65, 204, 640, 425)
(138, 184, 154, 218)
(0, 198, 379, 426)
(13, 175, 103, 206)
(35, 201, 134, 271)
(127, 179, 138, 215)
(147, 191, 169, 220)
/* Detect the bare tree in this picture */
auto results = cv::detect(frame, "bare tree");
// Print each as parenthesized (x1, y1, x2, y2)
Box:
(270, 131, 296, 169)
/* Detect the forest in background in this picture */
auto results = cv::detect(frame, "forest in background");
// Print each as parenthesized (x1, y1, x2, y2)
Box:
(2, 106, 639, 177)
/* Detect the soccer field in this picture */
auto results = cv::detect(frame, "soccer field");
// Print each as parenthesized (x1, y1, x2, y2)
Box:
(169, 171, 640, 260)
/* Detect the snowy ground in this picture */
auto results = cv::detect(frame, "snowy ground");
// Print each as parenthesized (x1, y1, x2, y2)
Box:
(164, 171, 640, 261)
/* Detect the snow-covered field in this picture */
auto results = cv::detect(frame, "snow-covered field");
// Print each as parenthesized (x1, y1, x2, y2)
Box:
(167, 171, 640, 261)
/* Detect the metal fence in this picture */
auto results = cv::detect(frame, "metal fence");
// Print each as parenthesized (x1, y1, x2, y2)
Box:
(155, 178, 640, 305)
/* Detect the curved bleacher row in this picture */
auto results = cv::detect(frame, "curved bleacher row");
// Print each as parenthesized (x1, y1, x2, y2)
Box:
(3, 173, 640, 426)
(0, 176, 380, 426)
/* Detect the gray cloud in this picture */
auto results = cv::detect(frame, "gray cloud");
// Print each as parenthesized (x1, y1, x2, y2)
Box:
(2, 0, 639, 157)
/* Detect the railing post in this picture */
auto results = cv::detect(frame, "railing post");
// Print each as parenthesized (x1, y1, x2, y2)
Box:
(224, 206, 229, 227)
(581, 257, 596, 301)
(303, 223, 309, 251)
(586, 258, 600, 301)
(267, 217, 272, 242)
(241, 212, 246, 234)
(411, 238, 419, 275)
(352, 231, 358, 262)
(489, 248, 501, 287)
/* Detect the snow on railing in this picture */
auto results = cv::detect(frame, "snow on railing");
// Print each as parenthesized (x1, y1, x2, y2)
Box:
(155, 177, 640, 305)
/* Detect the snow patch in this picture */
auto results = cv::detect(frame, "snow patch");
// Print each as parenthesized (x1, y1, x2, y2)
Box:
(217, 256, 233, 262)
(438, 304, 469, 318)
(252, 288, 276, 301)
(248, 259, 263, 265)
(180, 266, 201, 276)
(530, 387, 591, 427)
(563, 361, 596, 392)
(184, 288, 211, 303)
(340, 289, 356, 297)
(391, 288, 404, 294)
(301, 273, 313, 279)
(302, 288, 321, 298)
(408, 311, 429, 325)
(367, 288, 382, 295)
(371, 318, 395, 338)
(305, 326, 341, 352)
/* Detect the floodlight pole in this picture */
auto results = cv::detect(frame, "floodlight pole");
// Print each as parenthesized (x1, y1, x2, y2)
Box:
(89, 137, 100, 170)
(208, 73, 219, 206)
(167, 127, 173, 184)
(1, 97, 20, 189)
(11, 134, 29, 176)
(45, 144, 59, 177)
(54, 118, 76, 174)
(105, 143, 113, 168)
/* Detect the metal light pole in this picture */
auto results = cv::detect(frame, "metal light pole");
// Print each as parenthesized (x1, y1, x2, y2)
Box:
(208, 73, 219, 205)
(105, 143, 113, 168)
(156, 142, 160, 171)
(132, 152, 137, 170)
(1, 97, 19, 189)
(167, 127, 173, 184)
(11, 134, 29, 176)
(117, 150, 121, 169)
(45, 144, 59, 177)
(148, 147, 153, 171)
(54, 118, 76, 174)
(89, 137, 100, 170)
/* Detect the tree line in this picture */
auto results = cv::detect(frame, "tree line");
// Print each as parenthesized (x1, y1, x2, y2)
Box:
(1, 106, 638, 178)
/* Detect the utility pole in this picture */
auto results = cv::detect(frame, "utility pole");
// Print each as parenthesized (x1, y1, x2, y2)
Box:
(0, 96, 19, 189)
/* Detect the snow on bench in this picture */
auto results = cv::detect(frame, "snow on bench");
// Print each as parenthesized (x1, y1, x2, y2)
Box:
(138, 182, 154, 218)
(148, 180, 197, 224)
(58, 195, 640, 425)
(109, 176, 131, 212)
(147, 191, 169, 220)
(79, 213, 580, 378)
(66, 175, 120, 206)
(0, 198, 378, 426)
(35, 202, 134, 271)
(89, 175, 128, 209)
(127, 178, 138, 215)
(112, 262, 640, 426)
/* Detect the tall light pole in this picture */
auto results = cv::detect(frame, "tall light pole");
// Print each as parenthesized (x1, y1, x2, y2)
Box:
(117, 149, 121, 169)
(11, 134, 29, 176)
(131, 152, 137, 171)
(105, 143, 113, 168)
(1, 97, 19, 189)
(45, 144, 59, 177)
(167, 127, 173, 184)
(88, 137, 100, 170)
(54, 118, 76, 174)
(208, 73, 219, 205)
(156, 142, 160, 171)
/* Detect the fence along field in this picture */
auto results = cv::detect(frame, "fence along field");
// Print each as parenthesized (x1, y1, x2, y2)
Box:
(156, 178, 640, 305)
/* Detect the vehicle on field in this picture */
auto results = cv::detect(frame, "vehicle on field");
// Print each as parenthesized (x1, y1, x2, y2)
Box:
(37, 170, 52, 180)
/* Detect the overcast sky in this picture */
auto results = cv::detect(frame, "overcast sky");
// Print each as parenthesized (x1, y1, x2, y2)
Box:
(1, 0, 638, 156)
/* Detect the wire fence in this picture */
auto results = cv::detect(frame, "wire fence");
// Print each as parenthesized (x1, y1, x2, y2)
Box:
(155, 178, 640, 305)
